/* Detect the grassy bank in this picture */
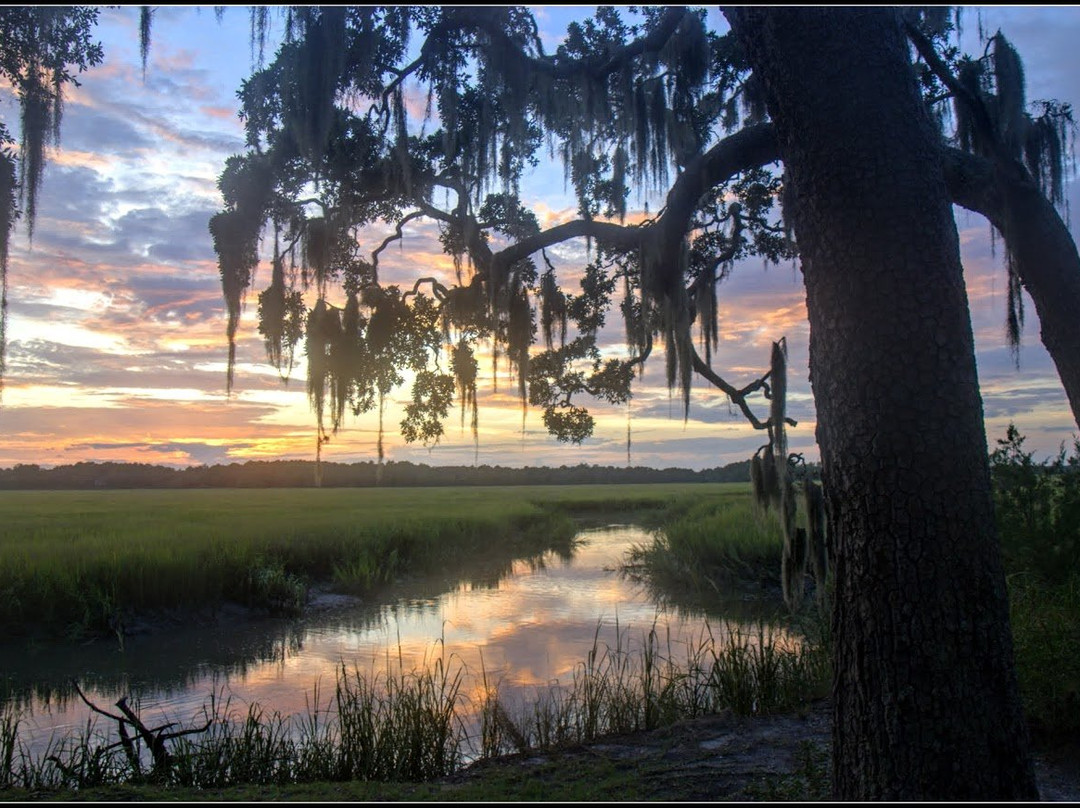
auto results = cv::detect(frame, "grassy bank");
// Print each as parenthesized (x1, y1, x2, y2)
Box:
(8, 465, 1071, 800)
(0, 484, 732, 641)
(624, 486, 785, 609)
(0, 481, 831, 799)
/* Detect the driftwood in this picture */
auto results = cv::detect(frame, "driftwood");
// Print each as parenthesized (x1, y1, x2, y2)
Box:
(62, 681, 214, 780)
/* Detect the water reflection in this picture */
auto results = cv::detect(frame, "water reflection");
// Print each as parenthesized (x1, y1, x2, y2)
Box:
(2, 524, 796, 755)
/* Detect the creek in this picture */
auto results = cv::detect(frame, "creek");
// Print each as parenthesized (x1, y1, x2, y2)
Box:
(1, 523, 794, 758)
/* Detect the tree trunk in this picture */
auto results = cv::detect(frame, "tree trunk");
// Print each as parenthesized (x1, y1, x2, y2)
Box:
(725, 7, 1038, 800)
(943, 146, 1080, 432)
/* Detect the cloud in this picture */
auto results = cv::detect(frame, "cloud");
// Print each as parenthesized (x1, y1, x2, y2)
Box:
(66, 440, 253, 466)
(113, 206, 219, 262)
(0, 393, 297, 467)
(54, 106, 157, 155)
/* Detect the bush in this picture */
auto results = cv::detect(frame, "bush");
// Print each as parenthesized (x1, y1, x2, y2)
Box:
(990, 424, 1080, 743)
(1008, 573, 1080, 742)
(990, 423, 1080, 585)
(245, 560, 307, 617)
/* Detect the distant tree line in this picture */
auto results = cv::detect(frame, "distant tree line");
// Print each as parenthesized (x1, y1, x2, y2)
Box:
(0, 458, 770, 490)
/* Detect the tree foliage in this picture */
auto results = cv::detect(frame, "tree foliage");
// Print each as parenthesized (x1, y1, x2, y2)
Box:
(202, 8, 1080, 625)
(3, 5, 1074, 798)
(990, 423, 1080, 584)
(209, 7, 1080, 473)
(0, 6, 103, 392)
(210, 7, 799, 488)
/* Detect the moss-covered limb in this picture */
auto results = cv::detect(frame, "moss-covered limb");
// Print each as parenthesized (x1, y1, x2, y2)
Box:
(942, 145, 1080, 432)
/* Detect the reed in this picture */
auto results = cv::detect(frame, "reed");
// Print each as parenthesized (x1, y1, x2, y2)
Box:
(625, 495, 786, 606)
(478, 617, 828, 756)
(0, 615, 825, 794)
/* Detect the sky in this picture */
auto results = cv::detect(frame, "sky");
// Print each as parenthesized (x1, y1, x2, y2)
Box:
(0, 5, 1077, 472)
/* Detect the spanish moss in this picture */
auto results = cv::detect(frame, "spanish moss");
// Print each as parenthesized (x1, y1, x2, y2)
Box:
(935, 27, 1075, 367)
(209, 210, 261, 393)
(281, 7, 347, 177)
(750, 449, 767, 511)
(992, 33, 1026, 157)
(0, 152, 13, 397)
(250, 5, 272, 69)
(202, 7, 798, 480)
(451, 339, 479, 444)
(304, 298, 339, 438)
(139, 6, 152, 78)
(1006, 251, 1025, 365)
(257, 254, 305, 379)
(803, 478, 829, 609)
(769, 338, 788, 465)
(17, 69, 56, 243)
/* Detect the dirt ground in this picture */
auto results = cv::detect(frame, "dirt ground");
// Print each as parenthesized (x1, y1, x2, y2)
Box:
(442, 698, 1080, 801)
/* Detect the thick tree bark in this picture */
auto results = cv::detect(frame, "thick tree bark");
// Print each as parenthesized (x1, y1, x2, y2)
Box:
(943, 146, 1080, 431)
(725, 7, 1038, 800)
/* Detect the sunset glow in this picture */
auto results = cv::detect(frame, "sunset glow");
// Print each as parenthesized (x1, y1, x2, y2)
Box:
(1, 6, 1077, 471)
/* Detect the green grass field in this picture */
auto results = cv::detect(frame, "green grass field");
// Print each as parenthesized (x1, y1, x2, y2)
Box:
(0, 484, 741, 640)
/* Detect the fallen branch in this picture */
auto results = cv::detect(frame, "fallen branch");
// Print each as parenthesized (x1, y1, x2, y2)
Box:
(71, 680, 215, 780)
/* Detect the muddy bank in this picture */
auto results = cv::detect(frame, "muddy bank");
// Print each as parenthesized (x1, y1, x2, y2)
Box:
(440, 699, 1080, 801)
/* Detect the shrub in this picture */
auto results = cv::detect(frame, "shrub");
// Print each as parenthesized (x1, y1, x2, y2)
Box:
(990, 423, 1080, 584)
(990, 424, 1080, 743)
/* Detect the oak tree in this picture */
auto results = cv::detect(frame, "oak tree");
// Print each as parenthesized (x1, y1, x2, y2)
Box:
(727, 7, 1036, 798)
(204, 7, 1063, 798)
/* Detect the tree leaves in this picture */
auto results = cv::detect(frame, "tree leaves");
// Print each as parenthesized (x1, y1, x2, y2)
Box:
(257, 257, 305, 378)
(209, 6, 794, 464)
(401, 370, 454, 446)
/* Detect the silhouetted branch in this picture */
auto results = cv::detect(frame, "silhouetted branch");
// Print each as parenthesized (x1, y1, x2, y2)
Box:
(690, 345, 796, 432)
(70, 679, 214, 779)
(403, 276, 449, 301)
(902, 17, 1008, 165)
(372, 209, 426, 271)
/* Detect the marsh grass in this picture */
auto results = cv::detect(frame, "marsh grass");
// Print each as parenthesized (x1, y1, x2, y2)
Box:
(989, 427, 1080, 744)
(245, 559, 308, 617)
(1, 655, 467, 791)
(624, 494, 788, 611)
(0, 707, 18, 790)
(0, 615, 826, 794)
(0, 706, 138, 791)
(0, 484, 722, 640)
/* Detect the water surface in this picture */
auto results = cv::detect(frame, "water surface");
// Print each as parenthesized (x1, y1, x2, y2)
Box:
(2, 524, 793, 754)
